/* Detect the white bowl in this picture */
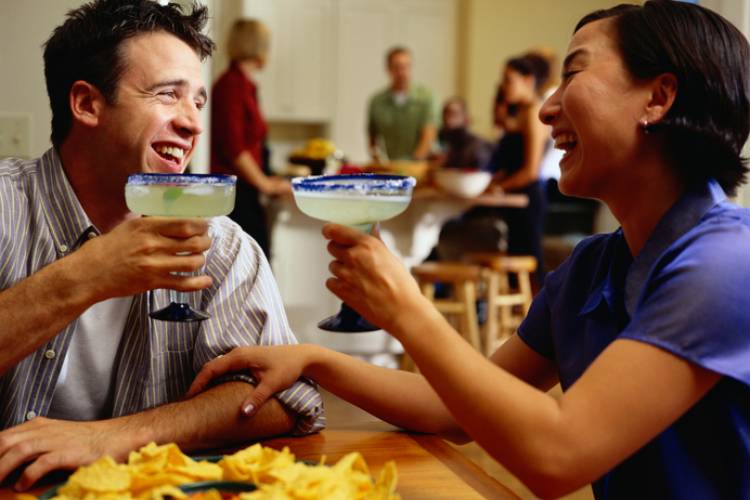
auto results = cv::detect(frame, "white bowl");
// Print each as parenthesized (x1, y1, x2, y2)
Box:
(434, 169, 492, 198)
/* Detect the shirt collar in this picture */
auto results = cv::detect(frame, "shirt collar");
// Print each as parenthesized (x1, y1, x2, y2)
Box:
(623, 179, 727, 316)
(579, 230, 630, 316)
(579, 179, 727, 319)
(38, 148, 98, 255)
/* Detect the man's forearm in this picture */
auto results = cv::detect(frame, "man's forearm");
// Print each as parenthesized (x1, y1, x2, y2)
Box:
(108, 382, 296, 454)
(413, 125, 436, 160)
(0, 254, 94, 375)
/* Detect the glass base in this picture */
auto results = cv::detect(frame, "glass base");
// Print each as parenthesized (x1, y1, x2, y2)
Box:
(318, 303, 380, 332)
(150, 302, 210, 322)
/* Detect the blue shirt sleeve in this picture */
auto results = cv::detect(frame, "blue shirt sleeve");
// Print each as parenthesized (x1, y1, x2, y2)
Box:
(620, 220, 750, 387)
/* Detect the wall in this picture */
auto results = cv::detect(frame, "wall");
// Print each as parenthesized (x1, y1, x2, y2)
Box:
(0, 0, 85, 157)
(459, 0, 617, 139)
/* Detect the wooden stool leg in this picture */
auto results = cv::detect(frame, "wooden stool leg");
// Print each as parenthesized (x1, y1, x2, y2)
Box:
(499, 301, 514, 341)
(483, 271, 500, 356)
(457, 280, 481, 351)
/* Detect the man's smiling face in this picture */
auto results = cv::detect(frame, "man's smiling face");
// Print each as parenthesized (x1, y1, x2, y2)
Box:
(97, 31, 207, 178)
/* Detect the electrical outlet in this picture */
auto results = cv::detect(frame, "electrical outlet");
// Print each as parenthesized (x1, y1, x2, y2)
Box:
(0, 113, 31, 159)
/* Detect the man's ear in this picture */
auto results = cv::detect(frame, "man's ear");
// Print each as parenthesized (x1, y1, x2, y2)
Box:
(644, 72, 678, 125)
(69, 81, 106, 128)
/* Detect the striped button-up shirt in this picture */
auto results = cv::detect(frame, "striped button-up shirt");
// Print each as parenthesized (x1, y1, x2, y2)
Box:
(0, 149, 325, 434)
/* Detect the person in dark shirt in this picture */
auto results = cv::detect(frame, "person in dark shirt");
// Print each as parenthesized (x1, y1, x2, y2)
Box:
(435, 96, 491, 169)
(210, 19, 291, 258)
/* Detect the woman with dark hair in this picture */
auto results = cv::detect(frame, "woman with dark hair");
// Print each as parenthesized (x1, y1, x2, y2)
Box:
(469, 52, 552, 283)
(189, 2, 750, 497)
(210, 19, 291, 258)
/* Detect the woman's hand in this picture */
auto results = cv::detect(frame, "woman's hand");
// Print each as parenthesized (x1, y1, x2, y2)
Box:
(186, 345, 310, 416)
(322, 223, 429, 334)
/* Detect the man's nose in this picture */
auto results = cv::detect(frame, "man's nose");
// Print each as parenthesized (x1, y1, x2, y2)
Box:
(175, 99, 203, 137)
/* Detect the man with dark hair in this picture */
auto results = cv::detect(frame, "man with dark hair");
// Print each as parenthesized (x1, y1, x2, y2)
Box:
(367, 46, 437, 162)
(0, 0, 323, 489)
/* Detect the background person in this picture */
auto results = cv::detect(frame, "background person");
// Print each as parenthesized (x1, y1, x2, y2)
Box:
(434, 96, 491, 169)
(210, 19, 291, 258)
(189, 1, 750, 498)
(0, 0, 322, 489)
(474, 53, 552, 284)
(367, 46, 437, 162)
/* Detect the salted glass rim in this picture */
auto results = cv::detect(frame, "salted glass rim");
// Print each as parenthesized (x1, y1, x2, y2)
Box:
(127, 173, 237, 186)
(292, 174, 416, 194)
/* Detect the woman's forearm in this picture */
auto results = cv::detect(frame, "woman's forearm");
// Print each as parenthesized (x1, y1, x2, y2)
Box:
(233, 151, 272, 193)
(302, 344, 464, 437)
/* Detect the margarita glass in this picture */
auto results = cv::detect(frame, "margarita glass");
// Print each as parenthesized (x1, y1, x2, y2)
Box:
(125, 173, 237, 322)
(292, 173, 416, 332)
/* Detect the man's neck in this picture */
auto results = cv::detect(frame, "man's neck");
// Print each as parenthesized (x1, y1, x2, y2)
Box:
(390, 82, 409, 93)
(59, 141, 135, 233)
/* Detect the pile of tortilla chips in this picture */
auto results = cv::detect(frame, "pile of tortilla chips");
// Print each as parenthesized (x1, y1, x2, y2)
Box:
(220, 443, 398, 499)
(48, 442, 398, 499)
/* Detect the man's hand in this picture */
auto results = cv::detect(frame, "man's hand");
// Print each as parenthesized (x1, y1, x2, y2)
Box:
(186, 345, 309, 417)
(74, 217, 212, 302)
(0, 417, 132, 491)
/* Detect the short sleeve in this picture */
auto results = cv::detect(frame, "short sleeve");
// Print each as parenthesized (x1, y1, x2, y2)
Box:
(516, 286, 555, 359)
(621, 221, 750, 387)
(195, 218, 326, 435)
(211, 75, 249, 165)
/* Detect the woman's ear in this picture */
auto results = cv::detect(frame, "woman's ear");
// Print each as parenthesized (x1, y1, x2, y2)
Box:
(69, 80, 106, 128)
(644, 73, 678, 124)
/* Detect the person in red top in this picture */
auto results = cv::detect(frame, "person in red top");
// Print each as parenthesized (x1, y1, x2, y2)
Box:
(211, 19, 290, 258)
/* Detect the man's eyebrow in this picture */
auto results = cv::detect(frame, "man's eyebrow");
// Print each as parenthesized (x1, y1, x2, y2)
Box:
(562, 48, 588, 71)
(145, 79, 187, 92)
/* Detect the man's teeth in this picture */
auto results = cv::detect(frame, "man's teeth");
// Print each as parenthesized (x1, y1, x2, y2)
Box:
(155, 145, 185, 160)
(554, 133, 577, 150)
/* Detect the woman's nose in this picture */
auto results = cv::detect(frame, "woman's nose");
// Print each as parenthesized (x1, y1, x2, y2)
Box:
(539, 90, 560, 125)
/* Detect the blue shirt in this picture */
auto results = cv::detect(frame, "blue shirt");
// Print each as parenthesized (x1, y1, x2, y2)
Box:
(519, 180, 750, 499)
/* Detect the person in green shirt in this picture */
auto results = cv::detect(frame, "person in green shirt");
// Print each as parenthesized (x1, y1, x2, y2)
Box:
(367, 46, 437, 162)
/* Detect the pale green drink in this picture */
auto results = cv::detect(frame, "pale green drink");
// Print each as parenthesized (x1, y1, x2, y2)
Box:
(125, 184, 235, 217)
(293, 190, 411, 230)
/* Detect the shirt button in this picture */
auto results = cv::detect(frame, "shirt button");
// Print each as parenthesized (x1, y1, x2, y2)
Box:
(26, 410, 37, 420)
(58, 244, 69, 253)
(44, 349, 56, 360)
(87, 232, 97, 240)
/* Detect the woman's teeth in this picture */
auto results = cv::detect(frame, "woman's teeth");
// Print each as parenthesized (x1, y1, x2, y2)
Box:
(554, 133, 577, 150)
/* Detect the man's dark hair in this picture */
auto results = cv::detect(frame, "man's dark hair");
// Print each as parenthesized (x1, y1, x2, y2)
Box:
(576, 0, 750, 195)
(385, 46, 411, 67)
(506, 53, 550, 95)
(43, 0, 215, 149)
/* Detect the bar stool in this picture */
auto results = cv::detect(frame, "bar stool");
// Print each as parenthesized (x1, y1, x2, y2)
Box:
(405, 262, 483, 371)
(464, 253, 537, 356)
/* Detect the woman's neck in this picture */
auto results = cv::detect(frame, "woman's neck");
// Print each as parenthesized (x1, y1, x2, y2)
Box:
(237, 59, 260, 80)
(606, 158, 684, 257)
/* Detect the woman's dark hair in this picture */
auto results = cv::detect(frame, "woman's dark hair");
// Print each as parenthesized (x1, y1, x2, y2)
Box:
(506, 53, 551, 96)
(43, 0, 215, 149)
(576, 0, 750, 195)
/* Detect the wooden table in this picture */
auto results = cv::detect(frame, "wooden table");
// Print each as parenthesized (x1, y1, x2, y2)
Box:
(258, 427, 517, 499)
(7, 392, 518, 499)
